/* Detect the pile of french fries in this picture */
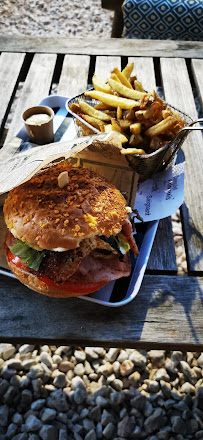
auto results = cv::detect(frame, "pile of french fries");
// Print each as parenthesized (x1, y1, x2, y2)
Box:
(70, 63, 185, 156)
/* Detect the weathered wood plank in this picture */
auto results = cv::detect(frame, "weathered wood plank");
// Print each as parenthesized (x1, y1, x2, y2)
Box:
(95, 56, 121, 82)
(191, 59, 203, 110)
(128, 58, 176, 272)
(160, 58, 203, 274)
(147, 218, 177, 273)
(128, 57, 156, 91)
(4, 53, 57, 144)
(57, 54, 90, 97)
(0, 36, 203, 59)
(0, 52, 25, 130)
(0, 274, 202, 350)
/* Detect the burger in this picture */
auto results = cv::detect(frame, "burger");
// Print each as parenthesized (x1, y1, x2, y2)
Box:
(3, 162, 138, 298)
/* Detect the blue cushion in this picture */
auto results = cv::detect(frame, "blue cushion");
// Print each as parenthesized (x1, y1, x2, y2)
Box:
(123, 0, 203, 40)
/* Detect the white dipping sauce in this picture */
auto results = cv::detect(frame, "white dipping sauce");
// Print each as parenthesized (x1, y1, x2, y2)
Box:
(26, 113, 51, 126)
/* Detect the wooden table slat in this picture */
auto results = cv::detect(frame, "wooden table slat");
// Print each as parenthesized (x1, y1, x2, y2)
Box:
(191, 58, 203, 110)
(0, 36, 203, 59)
(127, 58, 177, 272)
(0, 274, 202, 350)
(128, 57, 156, 91)
(147, 218, 177, 273)
(5, 53, 57, 144)
(0, 52, 25, 130)
(160, 57, 203, 274)
(95, 56, 121, 81)
(57, 54, 90, 97)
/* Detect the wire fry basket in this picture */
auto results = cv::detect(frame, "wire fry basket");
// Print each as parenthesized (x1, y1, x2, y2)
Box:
(66, 91, 198, 181)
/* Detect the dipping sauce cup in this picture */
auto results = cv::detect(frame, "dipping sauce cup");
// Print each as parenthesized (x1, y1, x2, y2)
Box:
(22, 105, 54, 145)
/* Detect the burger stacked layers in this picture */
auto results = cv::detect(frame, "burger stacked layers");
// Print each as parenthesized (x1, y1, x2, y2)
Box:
(3, 162, 138, 298)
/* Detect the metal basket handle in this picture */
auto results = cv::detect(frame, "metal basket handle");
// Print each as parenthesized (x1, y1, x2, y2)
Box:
(152, 118, 203, 177)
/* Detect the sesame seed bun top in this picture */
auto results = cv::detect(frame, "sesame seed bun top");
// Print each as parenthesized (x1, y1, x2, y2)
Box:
(3, 162, 128, 251)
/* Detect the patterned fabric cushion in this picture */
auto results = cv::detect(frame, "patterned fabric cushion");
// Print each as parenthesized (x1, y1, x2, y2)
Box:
(123, 0, 203, 40)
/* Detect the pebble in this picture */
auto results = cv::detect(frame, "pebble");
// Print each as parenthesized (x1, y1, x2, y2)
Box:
(144, 408, 163, 434)
(6, 422, 18, 438)
(12, 435, 28, 440)
(41, 408, 57, 422)
(171, 416, 186, 435)
(180, 382, 196, 394)
(71, 376, 85, 390)
(31, 399, 46, 411)
(25, 415, 42, 431)
(120, 360, 134, 376)
(103, 421, 115, 438)
(59, 429, 67, 440)
(129, 350, 147, 370)
(180, 360, 197, 384)
(0, 343, 16, 360)
(117, 415, 135, 437)
(106, 348, 120, 363)
(84, 430, 97, 440)
(39, 424, 58, 440)
(131, 394, 146, 411)
(74, 350, 86, 363)
(145, 380, 160, 393)
(53, 372, 67, 388)
(0, 404, 9, 426)
(39, 352, 53, 369)
(74, 387, 87, 404)
(47, 389, 69, 411)
(155, 368, 170, 382)
(19, 345, 35, 355)
(74, 363, 85, 377)
(148, 350, 165, 367)
(196, 386, 203, 410)
(85, 348, 99, 360)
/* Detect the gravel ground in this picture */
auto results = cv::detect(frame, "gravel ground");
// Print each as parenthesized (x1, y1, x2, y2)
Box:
(0, 344, 203, 440)
(0, 0, 113, 38)
(0, 1, 202, 439)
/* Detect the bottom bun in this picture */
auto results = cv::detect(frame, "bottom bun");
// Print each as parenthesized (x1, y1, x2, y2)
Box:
(6, 258, 92, 298)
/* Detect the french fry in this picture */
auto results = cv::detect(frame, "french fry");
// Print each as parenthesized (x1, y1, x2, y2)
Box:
(78, 100, 111, 122)
(92, 74, 113, 94)
(76, 119, 95, 136)
(80, 114, 107, 130)
(110, 73, 122, 83)
(129, 133, 143, 146)
(121, 147, 146, 155)
(122, 63, 134, 80)
(74, 61, 185, 158)
(145, 116, 176, 137)
(112, 67, 133, 89)
(135, 107, 155, 120)
(134, 80, 145, 92)
(104, 124, 128, 144)
(111, 119, 122, 133)
(117, 106, 122, 119)
(69, 103, 81, 114)
(118, 120, 132, 131)
(94, 103, 114, 110)
(85, 90, 140, 109)
(108, 78, 146, 101)
(130, 122, 142, 135)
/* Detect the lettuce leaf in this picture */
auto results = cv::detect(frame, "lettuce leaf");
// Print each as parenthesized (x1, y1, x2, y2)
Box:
(10, 240, 46, 271)
(99, 235, 130, 257)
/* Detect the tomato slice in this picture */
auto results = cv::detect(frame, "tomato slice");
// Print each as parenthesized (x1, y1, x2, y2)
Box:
(7, 250, 23, 268)
(7, 250, 107, 294)
(38, 276, 107, 294)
